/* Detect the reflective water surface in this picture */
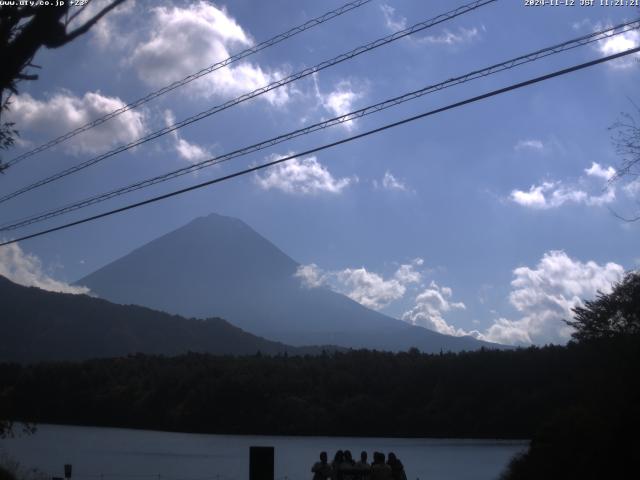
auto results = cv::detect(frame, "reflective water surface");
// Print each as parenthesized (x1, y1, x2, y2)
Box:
(0, 424, 528, 480)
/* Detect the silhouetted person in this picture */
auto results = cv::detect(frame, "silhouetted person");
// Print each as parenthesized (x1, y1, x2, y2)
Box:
(355, 451, 371, 480)
(312, 451, 333, 480)
(344, 450, 355, 464)
(341, 450, 356, 480)
(332, 450, 345, 480)
(386, 453, 407, 480)
(370, 452, 392, 480)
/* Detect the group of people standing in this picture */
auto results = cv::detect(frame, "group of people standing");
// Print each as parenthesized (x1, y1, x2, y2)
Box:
(312, 450, 407, 480)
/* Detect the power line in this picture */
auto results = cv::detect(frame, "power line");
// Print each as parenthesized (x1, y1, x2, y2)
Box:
(0, 0, 497, 205)
(3, 0, 373, 168)
(1, 45, 638, 248)
(1, 20, 637, 232)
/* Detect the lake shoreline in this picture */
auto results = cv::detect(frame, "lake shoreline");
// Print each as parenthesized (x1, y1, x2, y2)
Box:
(9, 421, 532, 443)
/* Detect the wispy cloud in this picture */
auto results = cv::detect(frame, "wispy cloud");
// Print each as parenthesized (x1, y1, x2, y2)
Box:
(380, 4, 407, 32)
(417, 26, 480, 46)
(312, 76, 365, 130)
(623, 179, 640, 197)
(514, 139, 544, 152)
(572, 18, 591, 31)
(69, 0, 136, 49)
(163, 110, 212, 164)
(373, 171, 411, 192)
(596, 24, 640, 69)
(380, 3, 481, 47)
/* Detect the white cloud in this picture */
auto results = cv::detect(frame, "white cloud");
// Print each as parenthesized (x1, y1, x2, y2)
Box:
(174, 138, 210, 164)
(313, 78, 364, 130)
(255, 154, 354, 195)
(480, 251, 624, 345)
(298, 252, 625, 346)
(8, 91, 146, 155)
(511, 182, 554, 208)
(295, 263, 327, 289)
(584, 186, 616, 206)
(129, 2, 289, 106)
(510, 162, 617, 209)
(323, 83, 361, 120)
(375, 171, 410, 192)
(163, 110, 211, 164)
(380, 4, 407, 32)
(418, 27, 480, 46)
(380, 3, 480, 47)
(295, 258, 424, 310)
(585, 161, 616, 181)
(572, 18, 591, 31)
(394, 258, 423, 284)
(400, 252, 624, 345)
(69, 0, 136, 49)
(480, 317, 534, 345)
(336, 268, 408, 310)
(402, 281, 468, 336)
(623, 179, 640, 197)
(0, 244, 89, 295)
(511, 182, 616, 209)
(515, 139, 544, 151)
(596, 26, 640, 68)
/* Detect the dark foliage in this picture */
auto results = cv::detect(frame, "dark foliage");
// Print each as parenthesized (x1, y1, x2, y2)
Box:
(0, 1, 125, 170)
(499, 335, 640, 479)
(502, 271, 640, 477)
(610, 101, 640, 221)
(0, 419, 35, 439)
(501, 409, 640, 479)
(566, 271, 640, 342)
(0, 94, 17, 173)
(0, 336, 638, 443)
(0, 465, 16, 480)
(0, 1, 126, 94)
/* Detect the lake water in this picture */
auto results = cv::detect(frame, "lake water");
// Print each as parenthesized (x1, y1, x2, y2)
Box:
(0, 424, 527, 480)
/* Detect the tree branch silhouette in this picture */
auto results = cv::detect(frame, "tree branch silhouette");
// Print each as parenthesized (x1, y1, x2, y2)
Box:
(0, 0, 126, 172)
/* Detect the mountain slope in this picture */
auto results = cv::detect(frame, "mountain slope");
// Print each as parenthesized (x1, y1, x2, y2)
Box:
(80, 213, 504, 352)
(0, 276, 320, 363)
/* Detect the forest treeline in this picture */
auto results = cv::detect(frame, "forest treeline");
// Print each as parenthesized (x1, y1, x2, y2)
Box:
(0, 335, 638, 440)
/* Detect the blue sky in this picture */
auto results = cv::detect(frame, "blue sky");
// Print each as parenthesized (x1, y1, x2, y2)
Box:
(1, 0, 639, 345)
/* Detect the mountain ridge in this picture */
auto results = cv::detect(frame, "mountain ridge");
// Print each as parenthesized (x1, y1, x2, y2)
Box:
(79, 213, 506, 352)
(0, 275, 331, 363)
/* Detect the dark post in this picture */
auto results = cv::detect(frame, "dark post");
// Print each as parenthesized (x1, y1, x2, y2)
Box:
(64, 465, 72, 480)
(249, 446, 274, 480)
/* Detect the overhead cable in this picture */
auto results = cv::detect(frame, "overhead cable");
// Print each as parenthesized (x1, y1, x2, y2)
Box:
(0, 0, 497, 205)
(1, 44, 638, 247)
(3, 0, 374, 168)
(1, 19, 637, 232)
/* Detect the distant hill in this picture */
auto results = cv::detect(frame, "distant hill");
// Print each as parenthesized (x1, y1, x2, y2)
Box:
(0, 276, 323, 362)
(80, 213, 505, 352)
